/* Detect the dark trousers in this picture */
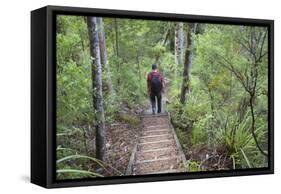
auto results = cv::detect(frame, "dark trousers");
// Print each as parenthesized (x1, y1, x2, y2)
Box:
(150, 92, 162, 113)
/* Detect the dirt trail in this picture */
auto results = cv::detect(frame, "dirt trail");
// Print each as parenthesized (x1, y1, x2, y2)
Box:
(126, 98, 187, 175)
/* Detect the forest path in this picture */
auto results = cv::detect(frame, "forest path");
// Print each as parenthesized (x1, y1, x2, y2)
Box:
(126, 98, 187, 175)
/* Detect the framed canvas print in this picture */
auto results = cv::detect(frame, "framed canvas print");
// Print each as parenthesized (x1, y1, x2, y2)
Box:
(31, 5, 274, 188)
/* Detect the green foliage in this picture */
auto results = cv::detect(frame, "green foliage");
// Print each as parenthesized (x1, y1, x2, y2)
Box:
(192, 113, 214, 146)
(57, 61, 93, 125)
(57, 16, 93, 126)
(57, 169, 103, 179)
(169, 24, 268, 169)
(184, 160, 202, 172)
(175, 127, 190, 150)
(56, 14, 269, 177)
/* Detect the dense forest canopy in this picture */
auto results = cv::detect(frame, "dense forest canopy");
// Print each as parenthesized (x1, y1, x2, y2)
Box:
(56, 15, 269, 179)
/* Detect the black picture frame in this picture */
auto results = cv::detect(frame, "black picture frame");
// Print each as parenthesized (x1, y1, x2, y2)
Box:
(31, 5, 274, 188)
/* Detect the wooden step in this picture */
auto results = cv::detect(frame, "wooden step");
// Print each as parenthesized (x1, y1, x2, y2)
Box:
(140, 147, 177, 153)
(139, 134, 173, 143)
(136, 156, 179, 164)
(134, 157, 181, 174)
(143, 124, 170, 130)
(138, 140, 176, 151)
(142, 117, 170, 126)
(142, 129, 171, 136)
(151, 169, 183, 174)
(136, 148, 179, 161)
(141, 113, 168, 118)
(145, 125, 169, 129)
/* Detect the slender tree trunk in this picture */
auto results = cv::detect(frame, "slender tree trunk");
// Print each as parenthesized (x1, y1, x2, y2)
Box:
(97, 18, 115, 96)
(175, 22, 185, 66)
(249, 94, 268, 157)
(155, 27, 170, 64)
(114, 18, 121, 85)
(114, 18, 119, 57)
(136, 53, 143, 96)
(87, 17, 106, 162)
(180, 23, 195, 104)
(161, 27, 170, 47)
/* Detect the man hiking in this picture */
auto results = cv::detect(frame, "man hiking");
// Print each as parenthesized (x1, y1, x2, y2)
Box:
(147, 64, 165, 115)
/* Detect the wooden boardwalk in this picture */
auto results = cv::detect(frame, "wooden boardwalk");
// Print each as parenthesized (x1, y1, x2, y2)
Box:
(126, 109, 187, 175)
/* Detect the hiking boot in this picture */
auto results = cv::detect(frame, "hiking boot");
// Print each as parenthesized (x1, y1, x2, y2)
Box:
(152, 108, 156, 115)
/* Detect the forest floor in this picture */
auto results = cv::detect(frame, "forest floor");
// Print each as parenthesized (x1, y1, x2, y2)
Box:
(184, 144, 232, 171)
(57, 106, 145, 178)
(105, 107, 143, 175)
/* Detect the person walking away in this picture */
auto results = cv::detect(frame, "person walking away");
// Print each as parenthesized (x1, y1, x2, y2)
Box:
(147, 64, 164, 114)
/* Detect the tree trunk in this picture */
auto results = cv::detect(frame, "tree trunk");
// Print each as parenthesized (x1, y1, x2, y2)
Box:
(114, 18, 119, 57)
(161, 27, 170, 47)
(180, 23, 195, 104)
(175, 22, 185, 66)
(154, 26, 170, 64)
(114, 18, 121, 85)
(87, 17, 106, 162)
(96, 17, 115, 96)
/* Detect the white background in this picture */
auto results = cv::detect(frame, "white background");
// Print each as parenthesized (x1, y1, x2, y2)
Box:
(0, 0, 279, 193)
